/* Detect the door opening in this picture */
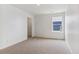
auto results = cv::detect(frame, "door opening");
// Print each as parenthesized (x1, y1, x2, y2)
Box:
(27, 16, 32, 38)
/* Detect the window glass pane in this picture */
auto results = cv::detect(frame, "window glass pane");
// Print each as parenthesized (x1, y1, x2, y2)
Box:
(53, 21, 62, 31)
(53, 21, 62, 24)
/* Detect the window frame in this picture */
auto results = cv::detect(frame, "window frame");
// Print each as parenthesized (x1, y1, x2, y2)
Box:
(52, 15, 64, 32)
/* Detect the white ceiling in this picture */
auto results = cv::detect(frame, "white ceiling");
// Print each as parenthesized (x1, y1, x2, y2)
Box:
(12, 4, 68, 15)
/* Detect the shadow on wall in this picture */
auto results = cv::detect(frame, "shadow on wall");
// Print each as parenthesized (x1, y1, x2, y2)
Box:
(68, 16, 79, 53)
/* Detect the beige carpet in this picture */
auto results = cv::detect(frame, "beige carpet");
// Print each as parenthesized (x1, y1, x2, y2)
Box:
(0, 38, 71, 54)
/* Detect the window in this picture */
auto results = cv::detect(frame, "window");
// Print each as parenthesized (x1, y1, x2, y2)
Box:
(52, 16, 63, 32)
(53, 21, 62, 31)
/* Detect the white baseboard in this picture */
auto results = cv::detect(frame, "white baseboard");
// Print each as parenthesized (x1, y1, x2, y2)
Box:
(0, 38, 27, 49)
(32, 36, 64, 40)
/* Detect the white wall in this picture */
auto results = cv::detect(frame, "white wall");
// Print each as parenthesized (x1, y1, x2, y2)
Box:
(0, 5, 32, 49)
(65, 5, 79, 53)
(34, 13, 65, 39)
(0, 5, 4, 47)
(32, 16, 35, 37)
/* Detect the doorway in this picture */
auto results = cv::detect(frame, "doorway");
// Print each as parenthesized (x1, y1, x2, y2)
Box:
(27, 16, 32, 38)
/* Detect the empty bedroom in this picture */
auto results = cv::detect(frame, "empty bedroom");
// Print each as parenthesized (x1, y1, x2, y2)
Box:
(0, 4, 78, 54)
